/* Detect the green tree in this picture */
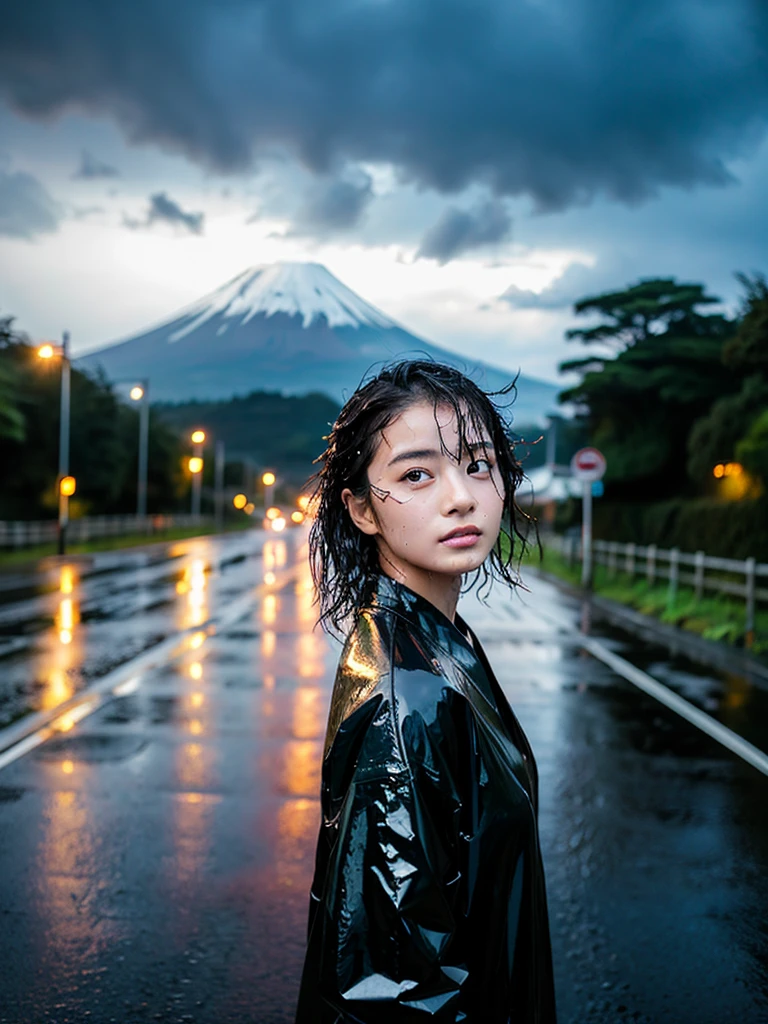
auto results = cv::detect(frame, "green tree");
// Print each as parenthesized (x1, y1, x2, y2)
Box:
(0, 316, 26, 442)
(559, 277, 737, 499)
(736, 409, 768, 487)
(687, 273, 768, 488)
(563, 278, 725, 361)
(722, 273, 768, 373)
(0, 335, 185, 519)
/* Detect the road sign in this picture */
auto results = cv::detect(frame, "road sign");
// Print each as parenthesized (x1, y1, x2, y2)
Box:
(570, 447, 607, 482)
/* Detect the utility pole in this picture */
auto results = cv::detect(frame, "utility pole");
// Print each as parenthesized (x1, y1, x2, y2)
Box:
(137, 381, 150, 518)
(214, 440, 225, 531)
(58, 331, 71, 556)
(190, 429, 206, 519)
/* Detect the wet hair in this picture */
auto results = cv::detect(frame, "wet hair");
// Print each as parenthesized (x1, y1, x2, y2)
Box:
(308, 359, 533, 634)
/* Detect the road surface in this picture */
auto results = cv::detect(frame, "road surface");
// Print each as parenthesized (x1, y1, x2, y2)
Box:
(0, 529, 766, 1023)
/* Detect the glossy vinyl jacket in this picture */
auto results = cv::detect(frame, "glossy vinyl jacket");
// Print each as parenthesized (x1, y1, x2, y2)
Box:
(295, 575, 556, 1023)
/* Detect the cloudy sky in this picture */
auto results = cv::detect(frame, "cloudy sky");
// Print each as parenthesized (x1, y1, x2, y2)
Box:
(1, 0, 766, 383)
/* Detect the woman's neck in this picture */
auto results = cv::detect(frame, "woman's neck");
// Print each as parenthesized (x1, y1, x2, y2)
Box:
(378, 558, 462, 621)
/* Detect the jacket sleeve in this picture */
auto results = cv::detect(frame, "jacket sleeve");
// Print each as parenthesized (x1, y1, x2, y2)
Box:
(299, 677, 469, 1022)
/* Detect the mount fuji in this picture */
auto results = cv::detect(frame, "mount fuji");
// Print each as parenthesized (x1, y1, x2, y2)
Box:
(77, 262, 560, 424)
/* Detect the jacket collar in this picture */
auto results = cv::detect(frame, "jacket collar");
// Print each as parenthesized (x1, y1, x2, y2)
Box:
(364, 573, 537, 804)
(365, 573, 485, 679)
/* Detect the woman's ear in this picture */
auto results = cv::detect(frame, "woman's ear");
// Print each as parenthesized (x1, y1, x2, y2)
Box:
(341, 488, 379, 536)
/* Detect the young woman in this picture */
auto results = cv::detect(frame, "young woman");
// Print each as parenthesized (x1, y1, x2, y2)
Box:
(295, 360, 556, 1023)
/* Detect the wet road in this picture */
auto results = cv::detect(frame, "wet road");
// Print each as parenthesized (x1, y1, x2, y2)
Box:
(0, 530, 766, 1024)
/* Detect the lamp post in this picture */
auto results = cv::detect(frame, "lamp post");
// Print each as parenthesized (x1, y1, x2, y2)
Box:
(190, 430, 206, 519)
(262, 470, 276, 513)
(214, 439, 225, 531)
(129, 381, 150, 518)
(38, 332, 71, 555)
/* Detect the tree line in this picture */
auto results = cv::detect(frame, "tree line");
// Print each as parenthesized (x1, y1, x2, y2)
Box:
(0, 318, 339, 521)
(558, 274, 768, 499)
(556, 274, 768, 556)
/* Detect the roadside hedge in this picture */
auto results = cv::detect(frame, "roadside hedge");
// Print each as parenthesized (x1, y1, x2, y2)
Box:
(556, 497, 768, 560)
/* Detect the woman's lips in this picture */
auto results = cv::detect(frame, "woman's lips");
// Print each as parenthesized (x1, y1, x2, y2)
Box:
(440, 529, 481, 548)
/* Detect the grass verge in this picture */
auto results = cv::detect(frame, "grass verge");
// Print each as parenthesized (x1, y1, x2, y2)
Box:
(523, 542, 768, 655)
(0, 519, 257, 569)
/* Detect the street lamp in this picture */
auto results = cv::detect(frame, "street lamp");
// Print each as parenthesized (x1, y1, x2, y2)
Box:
(214, 439, 225, 531)
(187, 429, 225, 526)
(190, 430, 205, 518)
(262, 470, 276, 510)
(114, 378, 151, 517)
(128, 380, 150, 518)
(37, 332, 71, 555)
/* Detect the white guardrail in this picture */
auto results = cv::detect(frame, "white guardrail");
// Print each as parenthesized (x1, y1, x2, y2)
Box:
(0, 514, 214, 550)
(548, 533, 768, 638)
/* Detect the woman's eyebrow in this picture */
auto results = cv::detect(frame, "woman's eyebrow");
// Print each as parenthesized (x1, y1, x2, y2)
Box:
(387, 440, 494, 467)
(386, 447, 441, 467)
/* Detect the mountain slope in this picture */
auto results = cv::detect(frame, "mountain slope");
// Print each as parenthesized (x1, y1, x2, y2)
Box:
(77, 262, 560, 424)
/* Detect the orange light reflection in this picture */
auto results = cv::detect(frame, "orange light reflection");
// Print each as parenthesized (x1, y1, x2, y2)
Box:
(292, 686, 324, 739)
(281, 739, 322, 797)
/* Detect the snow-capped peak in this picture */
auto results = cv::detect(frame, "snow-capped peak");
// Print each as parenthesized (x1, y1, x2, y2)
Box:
(169, 262, 399, 342)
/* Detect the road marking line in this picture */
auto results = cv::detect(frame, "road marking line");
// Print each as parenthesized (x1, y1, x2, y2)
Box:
(0, 563, 301, 773)
(0, 728, 53, 772)
(578, 635, 768, 777)
(512, 597, 768, 777)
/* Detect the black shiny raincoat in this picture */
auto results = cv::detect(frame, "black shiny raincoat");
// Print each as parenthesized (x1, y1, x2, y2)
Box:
(295, 575, 556, 1023)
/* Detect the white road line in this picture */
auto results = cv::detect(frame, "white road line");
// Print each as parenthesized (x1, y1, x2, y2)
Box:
(0, 728, 52, 773)
(579, 635, 768, 778)
(0, 564, 300, 773)
(528, 601, 768, 778)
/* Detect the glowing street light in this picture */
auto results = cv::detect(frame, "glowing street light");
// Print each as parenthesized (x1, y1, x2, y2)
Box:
(291, 510, 305, 524)
(297, 495, 310, 511)
(189, 429, 206, 519)
(233, 493, 248, 510)
(122, 378, 151, 518)
(713, 462, 744, 479)
(271, 516, 287, 532)
(265, 506, 281, 520)
(59, 476, 76, 497)
(262, 470, 276, 511)
(37, 334, 71, 554)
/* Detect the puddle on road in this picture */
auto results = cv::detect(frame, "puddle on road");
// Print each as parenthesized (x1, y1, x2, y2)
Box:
(34, 733, 148, 762)
(0, 786, 25, 803)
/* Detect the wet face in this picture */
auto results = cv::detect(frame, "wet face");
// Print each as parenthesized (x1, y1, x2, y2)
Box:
(342, 400, 505, 617)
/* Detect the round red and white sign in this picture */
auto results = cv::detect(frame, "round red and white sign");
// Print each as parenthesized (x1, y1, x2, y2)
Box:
(570, 446, 607, 482)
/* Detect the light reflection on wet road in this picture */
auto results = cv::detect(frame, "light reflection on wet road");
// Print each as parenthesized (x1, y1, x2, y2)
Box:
(0, 532, 766, 1023)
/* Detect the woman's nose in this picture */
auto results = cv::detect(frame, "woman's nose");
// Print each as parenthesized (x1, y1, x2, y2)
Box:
(442, 468, 476, 514)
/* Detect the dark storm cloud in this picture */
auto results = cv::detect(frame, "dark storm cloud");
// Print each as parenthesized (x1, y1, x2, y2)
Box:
(299, 171, 374, 232)
(1, 0, 767, 209)
(124, 192, 204, 234)
(417, 199, 512, 263)
(501, 261, 601, 310)
(73, 149, 119, 179)
(0, 169, 61, 238)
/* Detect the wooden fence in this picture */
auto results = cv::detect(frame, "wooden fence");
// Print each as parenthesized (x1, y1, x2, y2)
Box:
(0, 514, 213, 550)
(548, 534, 768, 639)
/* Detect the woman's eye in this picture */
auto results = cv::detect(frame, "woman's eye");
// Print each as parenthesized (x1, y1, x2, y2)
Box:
(467, 458, 492, 475)
(403, 469, 428, 483)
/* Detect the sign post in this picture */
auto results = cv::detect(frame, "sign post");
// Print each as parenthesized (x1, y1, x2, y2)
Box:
(569, 447, 607, 590)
